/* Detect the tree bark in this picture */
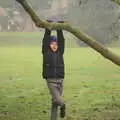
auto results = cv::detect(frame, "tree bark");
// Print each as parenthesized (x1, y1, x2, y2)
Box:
(113, 0, 120, 5)
(16, 0, 120, 66)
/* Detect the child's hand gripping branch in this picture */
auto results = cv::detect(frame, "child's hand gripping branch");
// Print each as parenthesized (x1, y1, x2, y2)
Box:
(42, 20, 66, 119)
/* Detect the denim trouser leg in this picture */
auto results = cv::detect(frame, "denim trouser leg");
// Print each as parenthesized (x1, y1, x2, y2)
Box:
(47, 79, 64, 120)
(50, 102, 58, 120)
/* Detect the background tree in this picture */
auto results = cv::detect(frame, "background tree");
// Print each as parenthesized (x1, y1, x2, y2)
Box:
(0, 0, 120, 42)
(0, 1, 13, 8)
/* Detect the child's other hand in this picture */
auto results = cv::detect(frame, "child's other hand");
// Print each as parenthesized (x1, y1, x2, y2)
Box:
(46, 20, 54, 23)
(57, 21, 65, 23)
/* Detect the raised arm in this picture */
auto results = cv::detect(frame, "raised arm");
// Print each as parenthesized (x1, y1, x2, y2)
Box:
(57, 29, 65, 54)
(42, 29, 51, 54)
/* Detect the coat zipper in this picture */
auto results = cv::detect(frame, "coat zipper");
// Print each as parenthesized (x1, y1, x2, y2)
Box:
(54, 52, 57, 78)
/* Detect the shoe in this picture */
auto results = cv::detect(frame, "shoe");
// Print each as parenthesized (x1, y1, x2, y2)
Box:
(60, 104, 66, 118)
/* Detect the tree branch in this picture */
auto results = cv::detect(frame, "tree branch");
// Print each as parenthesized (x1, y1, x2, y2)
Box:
(16, 0, 120, 66)
(112, 0, 120, 5)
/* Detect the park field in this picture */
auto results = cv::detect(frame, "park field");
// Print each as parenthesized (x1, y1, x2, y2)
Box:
(0, 33, 120, 120)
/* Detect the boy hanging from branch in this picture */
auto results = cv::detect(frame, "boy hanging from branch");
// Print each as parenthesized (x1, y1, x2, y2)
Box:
(42, 20, 66, 120)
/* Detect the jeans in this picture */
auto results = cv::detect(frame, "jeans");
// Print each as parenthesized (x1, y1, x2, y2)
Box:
(46, 79, 64, 120)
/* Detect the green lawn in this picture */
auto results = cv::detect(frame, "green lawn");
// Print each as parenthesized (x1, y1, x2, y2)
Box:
(0, 45, 120, 120)
(0, 32, 79, 47)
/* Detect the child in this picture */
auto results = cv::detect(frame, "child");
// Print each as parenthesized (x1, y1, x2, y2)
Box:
(42, 20, 66, 120)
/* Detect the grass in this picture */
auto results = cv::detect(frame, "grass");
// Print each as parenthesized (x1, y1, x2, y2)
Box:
(0, 33, 120, 120)
(0, 32, 79, 47)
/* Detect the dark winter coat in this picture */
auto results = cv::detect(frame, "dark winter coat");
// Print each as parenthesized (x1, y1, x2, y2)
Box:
(42, 29, 65, 79)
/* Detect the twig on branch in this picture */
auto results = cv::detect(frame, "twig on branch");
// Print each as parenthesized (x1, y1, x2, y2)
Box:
(16, 0, 120, 66)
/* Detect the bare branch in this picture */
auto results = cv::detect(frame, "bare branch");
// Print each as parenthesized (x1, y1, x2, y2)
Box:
(112, 0, 120, 5)
(16, 0, 120, 66)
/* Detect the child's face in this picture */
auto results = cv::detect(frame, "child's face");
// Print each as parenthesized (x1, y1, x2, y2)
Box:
(50, 41, 58, 52)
